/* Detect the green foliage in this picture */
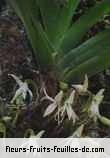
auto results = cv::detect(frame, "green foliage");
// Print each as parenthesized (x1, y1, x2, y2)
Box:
(7, 0, 110, 83)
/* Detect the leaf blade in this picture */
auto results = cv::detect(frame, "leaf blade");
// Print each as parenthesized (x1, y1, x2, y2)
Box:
(8, 0, 55, 68)
(38, 0, 80, 48)
(60, 0, 110, 54)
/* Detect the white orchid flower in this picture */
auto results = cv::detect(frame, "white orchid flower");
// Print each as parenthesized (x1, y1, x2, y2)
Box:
(9, 74, 33, 104)
(72, 75, 88, 94)
(72, 124, 84, 138)
(43, 88, 64, 117)
(89, 89, 104, 121)
(61, 90, 78, 124)
(43, 87, 78, 124)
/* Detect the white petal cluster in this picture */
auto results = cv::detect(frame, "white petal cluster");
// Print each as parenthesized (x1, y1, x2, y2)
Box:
(9, 74, 33, 104)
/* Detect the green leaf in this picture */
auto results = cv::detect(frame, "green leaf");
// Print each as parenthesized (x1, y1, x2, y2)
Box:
(63, 48, 110, 83)
(60, 0, 110, 54)
(38, 0, 80, 48)
(8, 0, 55, 68)
(7, 0, 110, 85)
(58, 29, 110, 70)
(57, 29, 110, 83)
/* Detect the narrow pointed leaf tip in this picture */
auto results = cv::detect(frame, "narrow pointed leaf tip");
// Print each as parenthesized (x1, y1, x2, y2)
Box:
(72, 124, 84, 138)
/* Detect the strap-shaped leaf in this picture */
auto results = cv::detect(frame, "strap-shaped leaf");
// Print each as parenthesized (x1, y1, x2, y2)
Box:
(8, 0, 55, 68)
(58, 29, 110, 69)
(7, 0, 39, 23)
(59, 30, 110, 82)
(62, 48, 110, 83)
(38, 0, 80, 48)
(60, 0, 110, 54)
